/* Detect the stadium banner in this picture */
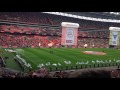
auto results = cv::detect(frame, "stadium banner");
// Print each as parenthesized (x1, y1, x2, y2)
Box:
(61, 22, 79, 46)
(65, 27, 74, 45)
(112, 31, 118, 45)
(109, 27, 120, 46)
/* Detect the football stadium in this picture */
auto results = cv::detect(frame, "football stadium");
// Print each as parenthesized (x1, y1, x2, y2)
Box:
(0, 12, 120, 78)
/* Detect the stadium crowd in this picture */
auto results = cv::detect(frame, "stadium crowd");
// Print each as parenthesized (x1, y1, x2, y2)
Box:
(78, 31, 109, 38)
(0, 12, 116, 49)
(77, 38, 109, 48)
(0, 67, 120, 78)
(1, 12, 120, 29)
(0, 24, 110, 38)
(0, 33, 61, 48)
(0, 23, 110, 48)
(0, 33, 109, 48)
(0, 24, 60, 35)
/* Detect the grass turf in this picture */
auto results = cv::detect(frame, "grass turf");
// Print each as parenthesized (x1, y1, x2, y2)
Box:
(1, 48, 120, 72)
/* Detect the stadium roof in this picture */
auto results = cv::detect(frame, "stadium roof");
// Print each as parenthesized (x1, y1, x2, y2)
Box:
(64, 12, 120, 19)
(42, 12, 120, 23)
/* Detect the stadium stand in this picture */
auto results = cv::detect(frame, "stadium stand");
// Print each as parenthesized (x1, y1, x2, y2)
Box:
(0, 66, 120, 78)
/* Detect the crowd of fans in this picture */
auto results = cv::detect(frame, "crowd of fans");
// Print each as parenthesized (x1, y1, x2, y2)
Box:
(0, 32, 109, 48)
(0, 12, 115, 49)
(0, 23, 110, 48)
(78, 31, 109, 38)
(0, 24, 110, 38)
(0, 12, 120, 30)
(0, 33, 61, 48)
(77, 38, 109, 48)
(110, 69, 120, 78)
(0, 24, 61, 35)
(0, 12, 50, 25)
(0, 67, 120, 78)
(0, 68, 26, 78)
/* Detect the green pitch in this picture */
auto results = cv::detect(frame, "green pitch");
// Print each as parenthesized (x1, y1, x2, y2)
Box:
(1, 48, 120, 72)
